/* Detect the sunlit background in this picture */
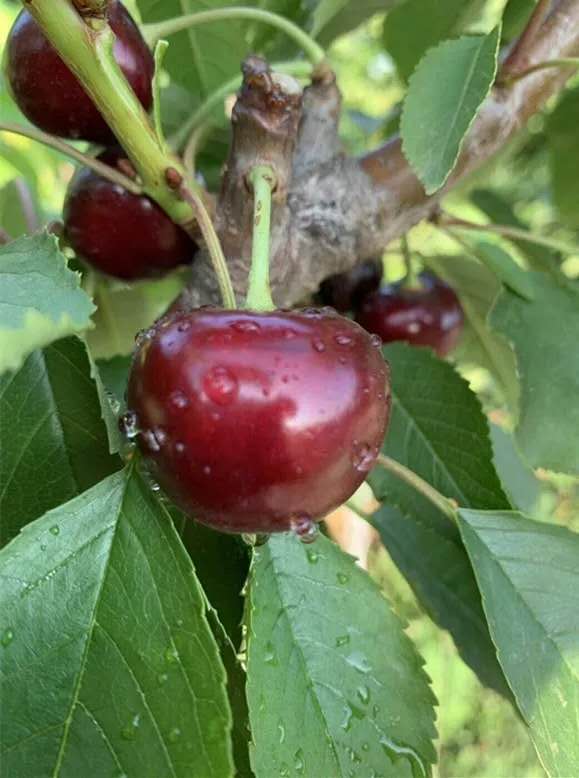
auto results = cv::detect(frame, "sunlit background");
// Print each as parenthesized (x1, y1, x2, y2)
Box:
(1, 2, 577, 774)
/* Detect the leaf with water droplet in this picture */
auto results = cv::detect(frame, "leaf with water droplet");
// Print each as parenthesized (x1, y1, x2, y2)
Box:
(246, 533, 436, 777)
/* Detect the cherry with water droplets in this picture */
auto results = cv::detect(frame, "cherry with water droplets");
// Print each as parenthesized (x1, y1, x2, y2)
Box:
(355, 272, 464, 357)
(5, 1, 154, 143)
(63, 149, 197, 280)
(127, 308, 391, 534)
(317, 259, 383, 313)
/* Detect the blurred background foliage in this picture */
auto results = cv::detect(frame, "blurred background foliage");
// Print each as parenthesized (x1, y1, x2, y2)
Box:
(1, 0, 578, 774)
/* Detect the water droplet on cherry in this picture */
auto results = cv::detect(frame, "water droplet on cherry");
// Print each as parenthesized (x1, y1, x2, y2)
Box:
(352, 442, 377, 473)
(335, 333, 353, 347)
(370, 333, 382, 348)
(203, 366, 238, 406)
(291, 514, 318, 544)
(311, 338, 326, 353)
(169, 390, 189, 409)
(231, 319, 260, 333)
(119, 410, 139, 439)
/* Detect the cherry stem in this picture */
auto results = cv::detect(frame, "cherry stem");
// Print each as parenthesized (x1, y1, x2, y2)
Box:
(245, 165, 276, 312)
(439, 213, 578, 257)
(170, 60, 313, 151)
(502, 57, 579, 84)
(0, 122, 143, 195)
(401, 235, 421, 289)
(376, 454, 458, 522)
(178, 185, 236, 309)
(183, 125, 210, 183)
(152, 40, 169, 152)
(143, 8, 326, 66)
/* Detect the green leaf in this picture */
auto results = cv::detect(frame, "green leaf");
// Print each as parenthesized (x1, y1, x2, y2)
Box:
(137, 0, 250, 99)
(0, 467, 234, 777)
(0, 337, 119, 547)
(489, 424, 540, 514)
(310, 0, 398, 47)
(246, 533, 437, 778)
(0, 233, 94, 374)
(490, 273, 579, 474)
(95, 354, 132, 405)
(472, 241, 534, 300)
(384, 0, 508, 81)
(87, 274, 184, 359)
(371, 504, 512, 699)
(547, 85, 579, 229)
(459, 510, 579, 776)
(368, 344, 511, 698)
(370, 342, 510, 524)
(427, 254, 519, 411)
(401, 29, 500, 194)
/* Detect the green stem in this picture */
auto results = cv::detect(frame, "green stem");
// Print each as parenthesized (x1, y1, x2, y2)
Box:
(143, 8, 325, 65)
(376, 454, 458, 522)
(0, 122, 142, 195)
(504, 57, 579, 84)
(401, 235, 421, 289)
(245, 166, 276, 312)
(25, 0, 192, 224)
(441, 214, 578, 257)
(170, 60, 313, 150)
(152, 40, 169, 152)
(177, 186, 236, 310)
(183, 124, 211, 183)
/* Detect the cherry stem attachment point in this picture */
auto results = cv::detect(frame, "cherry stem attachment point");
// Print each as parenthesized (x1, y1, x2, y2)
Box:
(0, 122, 143, 195)
(376, 454, 458, 522)
(142, 7, 326, 66)
(245, 165, 276, 312)
(178, 185, 237, 310)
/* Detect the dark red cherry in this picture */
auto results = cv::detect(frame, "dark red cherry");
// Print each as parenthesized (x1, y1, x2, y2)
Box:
(127, 308, 391, 535)
(63, 149, 197, 280)
(5, 2, 154, 143)
(355, 273, 464, 357)
(317, 259, 383, 312)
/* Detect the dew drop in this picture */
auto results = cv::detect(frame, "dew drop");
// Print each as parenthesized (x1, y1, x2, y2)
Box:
(177, 320, 191, 333)
(362, 743, 370, 752)
(202, 465, 212, 476)
(169, 390, 189, 410)
(294, 748, 305, 774)
(176, 619, 184, 628)
(311, 338, 326, 353)
(335, 333, 353, 347)
(291, 514, 319, 544)
(157, 673, 168, 685)
(352, 442, 377, 473)
(335, 634, 350, 647)
(231, 319, 260, 333)
(264, 641, 278, 665)
(1, 628, 14, 647)
(40, 544, 47, 552)
(50, 525, 60, 536)
(118, 410, 139, 439)
(277, 719, 286, 744)
(282, 328, 297, 339)
(337, 572, 349, 585)
(338, 356, 348, 365)
(175, 441, 186, 455)
(370, 333, 382, 348)
(306, 548, 319, 564)
(347, 651, 372, 674)
(408, 322, 421, 334)
(168, 727, 181, 743)
(203, 366, 238, 406)
(279, 764, 290, 777)
(357, 685, 371, 704)
(165, 646, 179, 664)
(121, 713, 140, 741)
(341, 705, 353, 732)
(142, 430, 161, 452)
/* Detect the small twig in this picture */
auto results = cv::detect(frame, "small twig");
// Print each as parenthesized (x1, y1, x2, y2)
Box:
(377, 454, 458, 522)
(0, 122, 143, 195)
(178, 184, 236, 309)
(439, 213, 577, 256)
(501, 0, 552, 78)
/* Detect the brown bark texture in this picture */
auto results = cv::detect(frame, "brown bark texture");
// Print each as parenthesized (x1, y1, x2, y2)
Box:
(182, 0, 579, 309)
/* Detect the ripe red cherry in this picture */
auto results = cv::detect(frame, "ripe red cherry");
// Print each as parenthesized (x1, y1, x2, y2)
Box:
(126, 308, 391, 535)
(318, 259, 383, 313)
(5, 2, 153, 143)
(63, 149, 197, 280)
(355, 273, 464, 357)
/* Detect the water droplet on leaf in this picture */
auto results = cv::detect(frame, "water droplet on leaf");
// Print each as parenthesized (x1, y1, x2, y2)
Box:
(49, 525, 60, 536)
(119, 410, 139, 439)
(1, 628, 14, 647)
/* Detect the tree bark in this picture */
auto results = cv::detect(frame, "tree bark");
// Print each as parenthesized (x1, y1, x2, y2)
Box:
(184, 0, 579, 310)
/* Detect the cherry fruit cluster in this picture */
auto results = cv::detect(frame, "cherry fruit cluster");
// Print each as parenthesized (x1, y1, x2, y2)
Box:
(6, 2, 197, 280)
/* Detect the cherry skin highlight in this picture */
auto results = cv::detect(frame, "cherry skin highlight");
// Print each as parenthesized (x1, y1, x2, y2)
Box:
(355, 273, 464, 357)
(5, 1, 154, 143)
(127, 308, 391, 534)
(63, 149, 197, 281)
(318, 259, 383, 313)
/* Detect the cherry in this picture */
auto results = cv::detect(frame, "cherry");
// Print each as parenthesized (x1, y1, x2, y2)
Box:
(126, 307, 391, 535)
(63, 149, 197, 280)
(317, 259, 383, 313)
(5, 2, 154, 143)
(355, 273, 464, 357)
